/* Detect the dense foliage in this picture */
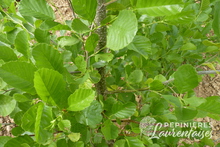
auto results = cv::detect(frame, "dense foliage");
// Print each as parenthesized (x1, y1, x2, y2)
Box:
(0, 0, 220, 146)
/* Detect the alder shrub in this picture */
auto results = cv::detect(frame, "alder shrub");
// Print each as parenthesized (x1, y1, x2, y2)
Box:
(0, 0, 220, 146)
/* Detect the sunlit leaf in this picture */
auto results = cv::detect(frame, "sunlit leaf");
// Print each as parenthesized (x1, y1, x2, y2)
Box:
(0, 46, 17, 62)
(0, 62, 37, 94)
(136, 0, 183, 16)
(71, 0, 97, 22)
(14, 30, 29, 58)
(0, 95, 16, 116)
(67, 88, 95, 111)
(174, 64, 199, 93)
(32, 43, 64, 73)
(107, 10, 137, 50)
(34, 68, 68, 108)
(19, 0, 55, 20)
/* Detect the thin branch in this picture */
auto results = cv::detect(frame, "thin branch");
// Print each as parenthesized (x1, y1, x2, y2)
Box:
(2, 88, 14, 94)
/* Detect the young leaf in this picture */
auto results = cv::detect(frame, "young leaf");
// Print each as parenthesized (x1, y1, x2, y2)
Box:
(0, 95, 16, 116)
(75, 100, 103, 128)
(107, 10, 138, 50)
(213, 1, 220, 37)
(58, 36, 80, 47)
(0, 136, 11, 147)
(71, 18, 90, 34)
(34, 68, 68, 108)
(58, 120, 71, 132)
(19, 0, 55, 20)
(95, 53, 114, 62)
(32, 43, 64, 73)
(68, 133, 81, 142)
(0, 62, 37, 94)
(128, 69, 143, 84)
(67, 88, 95, 111)
(111, 102, 136, 119)
(0, 46, 17, 62)
(101, 120, 119, 140)
(174, 64, 199, 93)
(14, 30, 29, 58)
(181, 43, 197, 51)
(136, 0, 183, 16)
(71, 0, 97, 22)
(127, 36, 151, 60)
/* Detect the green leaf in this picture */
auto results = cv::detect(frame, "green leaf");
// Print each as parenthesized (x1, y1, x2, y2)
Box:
(212, 1, 220, 37)
(89, 70, 101, 83)
(13, 93, 31, 102)
(34, 68, 68, 108)
(107, 10, 138, 50)
(0, 46, 17, 62)
(101, 120, 119, 140)
(127, 36, 151, 60)
(11, 126, 25, 136)
(174, 64, 199, 93)
(67, 88, 95, 111)
(19, 0, 55, 20)
(162, 95, 182, 108)
(125, 137, 145, 147)
(35, 103, 53, 143)
(111, 102, 136, 118)
(21, 103, 39, 132)
(68, 133, 81, 142)
(201, 0, 210, 11)
(71, 0, 97, 22)
(14, 30, 29, 58)
(75, 100, 103, 128)
(0, 33, 12, 46)
(165, 11, 196, 24)
(184, 97, 207, 107)
(4, 135, 34, 147)
(58, 120, 71, 132)
(21, 103, 53, 143)
(128, 69, 143, 84)
(140, 104, 150, 116)
(85, 33, 99, 52)
(149, 80, 164, 91)
(197, 96, 220, 114)
(136, 0, 183, 16)
(0, 62, 37, 94)
(175, 107, 198, 121)
(74, 55, 87, 73)
(0, 136, 11, 147)
(0, 95, 16, 116)
(32, 43, 64, 73)
(95, 53, 114, 62)
(71, 18, 90, 34)
(34, 28, 50, 43)
(181, 43, 197, 50)
(58, 36, 80, 47)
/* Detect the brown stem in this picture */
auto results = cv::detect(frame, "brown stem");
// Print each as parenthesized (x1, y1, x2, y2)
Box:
(95, 0, 107, 99)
